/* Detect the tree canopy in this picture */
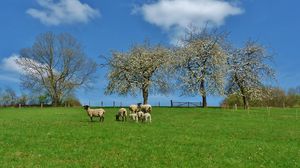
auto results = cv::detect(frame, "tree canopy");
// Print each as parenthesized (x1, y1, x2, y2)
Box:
(175, 28, 228, 107)
(105, 42, 171, 104)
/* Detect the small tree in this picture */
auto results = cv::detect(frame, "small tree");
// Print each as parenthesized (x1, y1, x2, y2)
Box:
(226, 41, 275, 109)
(18, 93, 29, 106)
(176, 27, 228, 107)
(17, 32, 97, 106)
(105, 42, 171, 104)
(287, 86, 300, 107)
(1, 88, 17, 106)
(63, 93, 82, 107)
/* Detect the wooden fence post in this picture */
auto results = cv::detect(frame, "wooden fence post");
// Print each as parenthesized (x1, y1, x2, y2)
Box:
(170, 100, 173, 107)
(113, 101, 115, 107)
(101, 101, 103, 107)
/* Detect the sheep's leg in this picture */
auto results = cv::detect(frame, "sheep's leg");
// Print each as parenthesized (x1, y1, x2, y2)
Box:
(90, 117, 93, 122)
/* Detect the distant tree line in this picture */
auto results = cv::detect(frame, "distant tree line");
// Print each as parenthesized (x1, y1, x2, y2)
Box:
(0, 87, 81, 107)
(221, 86, 300, 108)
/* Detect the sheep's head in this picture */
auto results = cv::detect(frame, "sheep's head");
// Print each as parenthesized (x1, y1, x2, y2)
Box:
(83, 105, 90, 110)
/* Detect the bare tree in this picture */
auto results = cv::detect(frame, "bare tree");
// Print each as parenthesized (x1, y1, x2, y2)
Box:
(105, 42, 171, 104)
(17, 32, 97, 106)
(226, 41, 275, 109)
(175, 27, 228, 108)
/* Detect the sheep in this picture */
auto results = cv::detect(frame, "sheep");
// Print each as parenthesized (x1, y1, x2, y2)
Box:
(137, 111, 144, 121)
(137, 111, 151, 123)
(140, 104, 152, 113)
(83, 105, 105, 122)
(116, 108, 127, 121)
(143, 113, 151, 123)
(129, 104, 138, 114)
(129, 113, 138, 123)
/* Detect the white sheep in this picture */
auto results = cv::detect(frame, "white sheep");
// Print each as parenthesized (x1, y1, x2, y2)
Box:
(143, 113, 151, 123)
(140, 104, 152, 113)
(116, 108, 127, 121)
(137, 111, 144, 121)
(136, 111, 151, 123)
(129, 113, 138, 122)
(83, 105, 105, 122)
(129, 104, 138, 114)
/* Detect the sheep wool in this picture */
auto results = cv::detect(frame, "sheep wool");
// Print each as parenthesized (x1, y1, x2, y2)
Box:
(143, 113, 151, 123)
(129, 104, 138, 114)
(116, 108, 128, 121)
(129, 113, 138, 122)
(83, 105, 105, 122)
(141, 104, 152, 113)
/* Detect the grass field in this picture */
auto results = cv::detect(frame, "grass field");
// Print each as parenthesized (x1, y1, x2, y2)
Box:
(0, 107, 299, 167)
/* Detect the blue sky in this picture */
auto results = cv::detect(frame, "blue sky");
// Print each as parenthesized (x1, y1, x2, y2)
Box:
(0, 0, 299, 106)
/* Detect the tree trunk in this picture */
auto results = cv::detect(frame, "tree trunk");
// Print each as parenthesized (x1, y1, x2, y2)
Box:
(200, 80, 207, 108)
(202, 95, 207, 108)
(52, 94, 60, 107)
(142, 88, 149, 104)
(53, 98, 58, 107)
(242, 95, 249, 109)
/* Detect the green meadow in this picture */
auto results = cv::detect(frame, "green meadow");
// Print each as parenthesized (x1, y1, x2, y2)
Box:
(0, 107, 299, 167)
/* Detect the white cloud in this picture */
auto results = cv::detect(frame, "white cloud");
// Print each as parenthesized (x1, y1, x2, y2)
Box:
(27, 0, 100, 26)
(0, 54, 22, 83)
(138, 0, 243, 43)
(141, 0, 243, 29)
(1, 54, 46, 75)
(1, 54, 24, 74)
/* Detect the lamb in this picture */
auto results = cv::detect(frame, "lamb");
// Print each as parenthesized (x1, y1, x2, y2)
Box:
(137, 111, 151, 123)
(129, 104, 138, 114)
(140, 104, 152, 113)
(129, 113, 138, 122)
(137, 111, 144, 121)
(143, 113, 151, 123)
(116, 108, 127, 121)
(83, 105, 105, 122)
